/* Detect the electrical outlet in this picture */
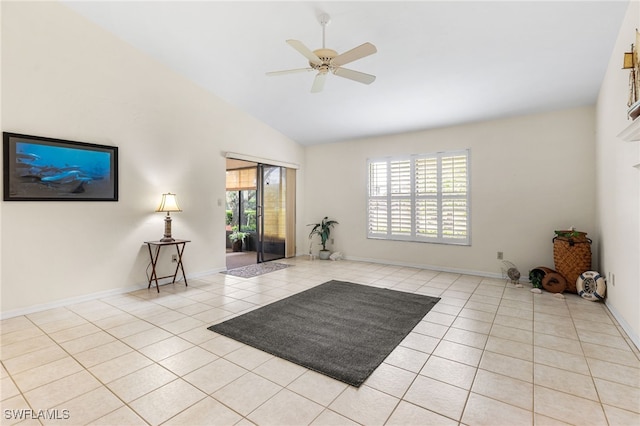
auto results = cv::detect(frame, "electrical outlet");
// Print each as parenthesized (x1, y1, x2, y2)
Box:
(497, 251, 503, 260)
(331, 238, 334, 245)
(171, 254, 178, 263)
(610, 272, 615, 286)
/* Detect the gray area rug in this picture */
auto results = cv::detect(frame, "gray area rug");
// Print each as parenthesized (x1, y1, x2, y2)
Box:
(208, 280, 440, 386)
(223, 262, 291, 278)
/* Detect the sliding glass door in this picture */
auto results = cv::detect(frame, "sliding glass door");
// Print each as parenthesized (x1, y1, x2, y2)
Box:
(226, 157, 295, 267)
(257, 164, 286, 262)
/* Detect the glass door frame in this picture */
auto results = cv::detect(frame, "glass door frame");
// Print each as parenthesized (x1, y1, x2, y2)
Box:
(256, 163, 286, 263)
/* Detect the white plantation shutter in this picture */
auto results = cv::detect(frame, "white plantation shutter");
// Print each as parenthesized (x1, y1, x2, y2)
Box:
(389, 160, 412, 236)
(390, 199, 412, 236)
(415, 199, 438, 238)
(390, 160, 411, 195)
(368, 161, 388, 234)
(368, 199, 388, 234)
(367, 150, 470, 245)
(415, 156, 438, 239)
(440, 153, 468, 241)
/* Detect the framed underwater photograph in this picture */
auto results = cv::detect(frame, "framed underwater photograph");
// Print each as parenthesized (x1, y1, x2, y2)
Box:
(3, 132, 118, 201)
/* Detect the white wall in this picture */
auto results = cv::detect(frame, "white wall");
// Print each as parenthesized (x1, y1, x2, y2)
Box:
(304, 107, 597, 279)
(0, 1, 304, 315)
(596, 1, 640, 347)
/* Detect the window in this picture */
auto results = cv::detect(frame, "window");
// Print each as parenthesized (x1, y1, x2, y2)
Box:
(367, 150, 470, 245)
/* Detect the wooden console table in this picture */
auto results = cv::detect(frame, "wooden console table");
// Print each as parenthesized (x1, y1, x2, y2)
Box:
(144, 239, 190, 293)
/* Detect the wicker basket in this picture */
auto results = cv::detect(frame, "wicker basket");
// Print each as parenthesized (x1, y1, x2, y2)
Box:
(553, 230, 592, 293)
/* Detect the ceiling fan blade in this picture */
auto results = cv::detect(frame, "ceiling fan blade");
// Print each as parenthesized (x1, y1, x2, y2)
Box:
(331, 42, 377, 67)
(286, 39, 322, 66)
(333, 67, 376, 85)
(311, 72, 327, 93)
(266, 68, 313, 76)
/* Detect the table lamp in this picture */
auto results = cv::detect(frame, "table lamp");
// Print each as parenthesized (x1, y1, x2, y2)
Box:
(156, 193, 182, 242)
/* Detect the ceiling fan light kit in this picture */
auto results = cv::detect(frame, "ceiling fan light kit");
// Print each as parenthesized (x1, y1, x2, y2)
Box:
(266, 13, 377, 93)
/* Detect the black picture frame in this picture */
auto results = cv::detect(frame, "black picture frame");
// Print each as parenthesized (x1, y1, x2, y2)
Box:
(3, 132, 118, 201)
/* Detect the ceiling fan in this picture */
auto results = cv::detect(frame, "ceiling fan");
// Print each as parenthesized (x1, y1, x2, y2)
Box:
(266, 13, 377, 93)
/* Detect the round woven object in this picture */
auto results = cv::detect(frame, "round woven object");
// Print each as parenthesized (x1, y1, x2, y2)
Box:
(542, 271, 568, 294)
(532, 266, 567, 293)
(553, 231, 591, 293)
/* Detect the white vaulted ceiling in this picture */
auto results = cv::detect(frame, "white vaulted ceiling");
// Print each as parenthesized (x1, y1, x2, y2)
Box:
(62, 1, 629, 145)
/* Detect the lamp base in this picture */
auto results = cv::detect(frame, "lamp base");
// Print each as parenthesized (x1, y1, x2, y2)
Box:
(161, 213, 174, 242)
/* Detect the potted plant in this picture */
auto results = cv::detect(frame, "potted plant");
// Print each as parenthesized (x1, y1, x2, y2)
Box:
(229, 228, 247, 252)
(308, 217, 338, 260)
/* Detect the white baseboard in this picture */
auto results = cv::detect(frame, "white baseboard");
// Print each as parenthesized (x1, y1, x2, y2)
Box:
(295, 251, 507, 280)
(0, 268, 224, 320)
(605, 300, 640, 351)
(1, 285, 141, 320)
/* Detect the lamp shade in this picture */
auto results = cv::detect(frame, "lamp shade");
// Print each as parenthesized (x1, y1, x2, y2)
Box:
(156, 193, 182, 213)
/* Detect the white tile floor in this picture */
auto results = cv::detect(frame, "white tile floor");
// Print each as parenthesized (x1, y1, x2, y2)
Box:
(1, 257, 639, 425)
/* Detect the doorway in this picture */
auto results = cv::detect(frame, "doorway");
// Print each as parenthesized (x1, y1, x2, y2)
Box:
(225, 158, 295, 270)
